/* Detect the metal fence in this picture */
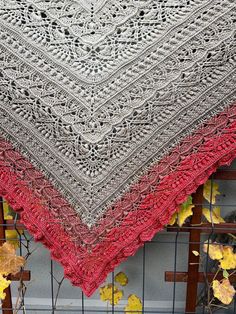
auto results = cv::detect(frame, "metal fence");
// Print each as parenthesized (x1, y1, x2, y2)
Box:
(1, 163, 236, 314)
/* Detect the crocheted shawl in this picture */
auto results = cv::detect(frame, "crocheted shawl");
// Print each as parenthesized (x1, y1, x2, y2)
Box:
(0, 0, 235, 296)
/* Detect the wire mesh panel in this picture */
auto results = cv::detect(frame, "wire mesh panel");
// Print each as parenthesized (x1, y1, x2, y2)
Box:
(1, 162, 236, 314)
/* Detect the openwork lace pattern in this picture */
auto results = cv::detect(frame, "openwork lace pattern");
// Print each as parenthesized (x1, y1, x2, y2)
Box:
(0, 0, 236, 295)
(0, 103, 236, 295)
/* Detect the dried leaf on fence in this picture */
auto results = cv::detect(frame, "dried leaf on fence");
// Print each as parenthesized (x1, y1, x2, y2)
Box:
(124, 294, 142, 314)
(220, 246, 236, 270)
(3, 202, 13, 220)
(168, 196, 194, 227)
(115, 272, 128, 286)
(5, 230, 22, 248)
(203, 241, 223, 260)
(212, 279, 235, 305)
(177, 196, 195, 227)
(203, 181, 220, 204)
(0, 274, 11, 300)
(202, 207, 225, 224)
(100, 284, 123, 305)
(0, 242, 25, 275)
(167, 212, 177, 226)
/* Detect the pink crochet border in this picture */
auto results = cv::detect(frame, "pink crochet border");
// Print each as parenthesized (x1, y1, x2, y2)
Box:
(0, 103, 236, 296)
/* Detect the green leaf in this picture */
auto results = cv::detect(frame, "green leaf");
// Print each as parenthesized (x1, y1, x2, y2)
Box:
(223, 269, 229, 279)
(182, 196, 193, 210)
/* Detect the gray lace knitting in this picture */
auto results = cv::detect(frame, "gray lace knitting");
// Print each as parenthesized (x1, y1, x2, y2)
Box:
(0, 0, 235, 226)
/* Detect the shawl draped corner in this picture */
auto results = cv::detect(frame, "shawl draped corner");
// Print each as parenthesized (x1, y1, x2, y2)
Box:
(0, 0, 235, 296)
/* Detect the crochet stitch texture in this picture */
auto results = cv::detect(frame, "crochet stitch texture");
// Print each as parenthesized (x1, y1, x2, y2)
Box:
(0, 0, 235, 295)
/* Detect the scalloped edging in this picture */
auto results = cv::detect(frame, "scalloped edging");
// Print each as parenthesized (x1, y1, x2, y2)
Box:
(0, 103, 236, 296)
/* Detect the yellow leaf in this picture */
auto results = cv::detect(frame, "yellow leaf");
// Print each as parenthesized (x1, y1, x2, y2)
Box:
(203, 181, 220, 204)
(115, 272, 128, 286)
(220, 246, 236, 270)
(0, 274, 11, 300)
(99, 284, 123, 305)
(212, 279, 235, 305)
(203, 241, 223, 260)
(168, 213, 177, 226)
(202, 207, 225, 224)
(177, 196, 195, 227)
(5, 230, 21, 248)
(0, 242, 25, 275)
(3, 199, 22, 248)
(3, 201, 13, 220)
(192, 250, 199, 256)
(125, 294, 142, 314)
